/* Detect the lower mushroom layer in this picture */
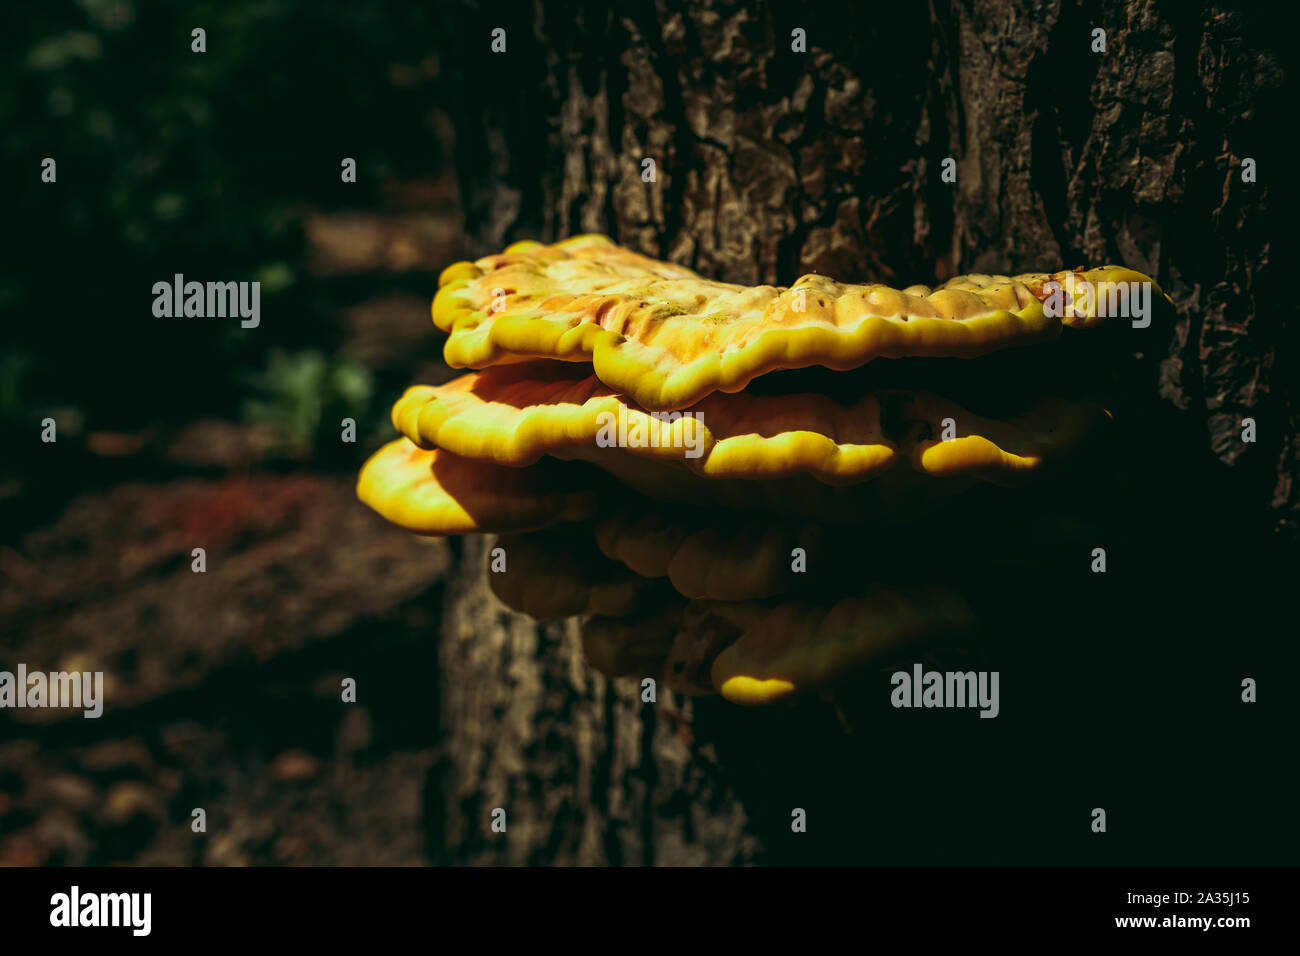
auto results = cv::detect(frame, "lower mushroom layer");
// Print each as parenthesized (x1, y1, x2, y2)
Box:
(359, 438, 1103, 705)
(488, 527, 664, 620)
(594, 510, 824, 601)
(580, 586, 974, 705)
(581, 603, 682, 680)
(708, 588, 974, 705)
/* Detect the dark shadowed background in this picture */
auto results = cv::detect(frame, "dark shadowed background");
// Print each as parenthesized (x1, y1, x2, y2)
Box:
(1, 0, 1294, 866)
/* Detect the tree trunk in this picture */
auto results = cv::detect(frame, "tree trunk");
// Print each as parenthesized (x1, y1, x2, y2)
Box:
(428, 0, 1290, 864)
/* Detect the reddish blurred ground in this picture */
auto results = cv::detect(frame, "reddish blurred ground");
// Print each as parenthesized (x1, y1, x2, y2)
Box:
(0, 181, 463, 865)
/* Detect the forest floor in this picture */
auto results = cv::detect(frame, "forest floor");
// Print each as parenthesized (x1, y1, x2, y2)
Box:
(0, 188, 462, 866)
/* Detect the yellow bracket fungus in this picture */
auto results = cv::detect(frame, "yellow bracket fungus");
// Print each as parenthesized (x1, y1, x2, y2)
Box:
(594, 509, 824, 601)
(392, 362, 896, 485)
(488, 527, 661, 620)
(357, 235, 1159, 707)
(357, 438, 599, 535)
(581, 601, 684, 680)
(390, 366, 1107, 495)
(433, 234, 1167, 411)
(708, 588, 975, 705)
(579, 586, 973, 704)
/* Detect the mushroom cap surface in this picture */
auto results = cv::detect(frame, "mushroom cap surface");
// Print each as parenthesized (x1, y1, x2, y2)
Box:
(433, 235, 1167, 410)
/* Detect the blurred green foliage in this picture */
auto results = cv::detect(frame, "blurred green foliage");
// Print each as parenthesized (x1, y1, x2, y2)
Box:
(3, 0, 453, 451)
(241, 349, 372, 458)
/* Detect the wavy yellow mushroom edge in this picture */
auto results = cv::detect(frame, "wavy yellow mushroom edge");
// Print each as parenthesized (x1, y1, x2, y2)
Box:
(392, 366, 896, 486)
(356, 438, 600, 536)
(391, 367, 1109, 489)
(432, 235, 1170, 411)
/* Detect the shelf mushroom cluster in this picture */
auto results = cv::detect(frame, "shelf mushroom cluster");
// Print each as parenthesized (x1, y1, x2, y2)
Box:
(358, 235, 1168, 705)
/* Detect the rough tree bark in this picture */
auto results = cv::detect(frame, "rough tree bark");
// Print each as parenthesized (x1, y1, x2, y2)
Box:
(426, 0, 1290, 864)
